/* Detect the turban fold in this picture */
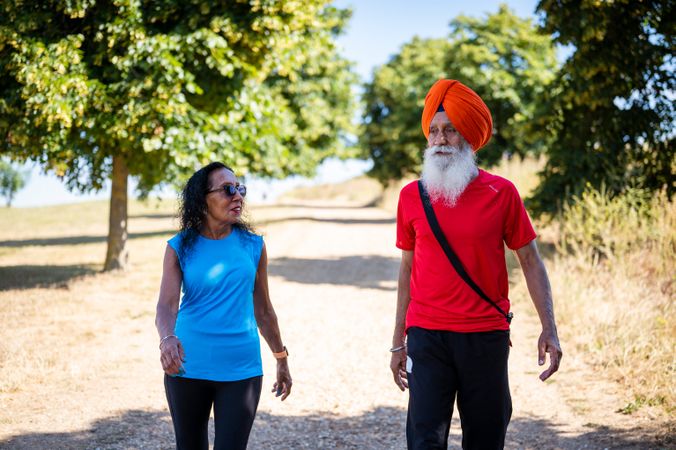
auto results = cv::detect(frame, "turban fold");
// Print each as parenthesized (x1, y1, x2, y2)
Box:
(421, 79, 493, 151)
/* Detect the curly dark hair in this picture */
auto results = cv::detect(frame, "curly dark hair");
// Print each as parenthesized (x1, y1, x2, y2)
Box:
(177, 162, 255, 261)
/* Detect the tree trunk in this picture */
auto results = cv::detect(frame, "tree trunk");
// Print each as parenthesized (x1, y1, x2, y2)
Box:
(103, 155, 129, 271)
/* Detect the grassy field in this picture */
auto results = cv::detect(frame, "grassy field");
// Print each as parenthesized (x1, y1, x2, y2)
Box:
(0, 199, 177, 399)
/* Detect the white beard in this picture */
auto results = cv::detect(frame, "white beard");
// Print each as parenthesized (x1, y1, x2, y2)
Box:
(421, 144, 478, 207)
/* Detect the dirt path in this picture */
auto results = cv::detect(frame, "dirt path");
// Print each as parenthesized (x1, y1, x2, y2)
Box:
(0, 201, 670, 449)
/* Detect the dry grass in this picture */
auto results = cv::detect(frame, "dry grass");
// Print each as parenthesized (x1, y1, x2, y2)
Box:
(552, 187, 675, 413)
(547, 255, 674, 413)
(283, 176, 382, 205)
(0, 199, 179, 398)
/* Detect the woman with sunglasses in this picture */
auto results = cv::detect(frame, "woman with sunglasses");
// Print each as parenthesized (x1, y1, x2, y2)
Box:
(155, 162, 292, 450)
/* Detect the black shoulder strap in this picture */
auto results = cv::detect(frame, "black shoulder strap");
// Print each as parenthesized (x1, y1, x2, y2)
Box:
(417, 180, 513, 324)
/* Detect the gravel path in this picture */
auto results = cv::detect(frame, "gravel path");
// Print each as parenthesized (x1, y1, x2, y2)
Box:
(1, 201, 670, 449)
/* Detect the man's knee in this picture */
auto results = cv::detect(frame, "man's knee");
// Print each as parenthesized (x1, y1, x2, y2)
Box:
(458, 397, 511, 449)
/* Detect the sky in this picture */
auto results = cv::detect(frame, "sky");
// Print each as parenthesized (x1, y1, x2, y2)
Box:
(11, 0, 541, 207)
(333, 0, 540, 82)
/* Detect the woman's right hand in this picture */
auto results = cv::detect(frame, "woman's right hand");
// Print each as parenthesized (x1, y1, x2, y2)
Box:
(271, 358, 292, 401)
(159, 336, 185, 375)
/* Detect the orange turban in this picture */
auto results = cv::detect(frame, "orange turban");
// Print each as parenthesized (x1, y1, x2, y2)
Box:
(421, 79, 493, 151)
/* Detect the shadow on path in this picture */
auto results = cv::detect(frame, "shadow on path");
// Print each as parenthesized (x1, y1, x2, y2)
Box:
(506, 416, 672, 450)
(254, 201, 380, 211)
(268, 255, 399, 291)
(128, 213, 175, 220)
(257, 216, 395, 227)
(0, 410, 174, 450)
(0, 264, 99, 290)
(250, 407, 409, 449)
(0, 230, 175, 248)
(1, 407, 668, 450)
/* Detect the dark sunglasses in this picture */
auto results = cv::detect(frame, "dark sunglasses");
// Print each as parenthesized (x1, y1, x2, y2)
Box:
(206, 184, 247, 197)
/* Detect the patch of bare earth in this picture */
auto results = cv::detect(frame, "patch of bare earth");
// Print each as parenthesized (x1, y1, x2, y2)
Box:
(0, 200, 672, 449)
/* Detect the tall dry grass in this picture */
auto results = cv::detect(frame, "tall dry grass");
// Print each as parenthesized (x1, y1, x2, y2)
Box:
(550, 185, 675, 413)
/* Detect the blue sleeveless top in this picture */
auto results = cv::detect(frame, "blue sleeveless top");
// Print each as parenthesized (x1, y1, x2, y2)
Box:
(168, 228, 264, 381)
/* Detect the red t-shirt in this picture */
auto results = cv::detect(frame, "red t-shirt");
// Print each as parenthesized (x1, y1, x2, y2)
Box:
(396, 170, 536, 333)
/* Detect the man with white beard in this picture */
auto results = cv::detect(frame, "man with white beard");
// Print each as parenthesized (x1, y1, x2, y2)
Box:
(421, 142, 478, 207)
(390, 79, 562, 450)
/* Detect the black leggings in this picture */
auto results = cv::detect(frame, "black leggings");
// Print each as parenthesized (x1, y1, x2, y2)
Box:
(164, 375, 263, 450)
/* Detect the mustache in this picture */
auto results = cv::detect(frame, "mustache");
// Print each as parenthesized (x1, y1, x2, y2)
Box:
(428, 145, 459, 155)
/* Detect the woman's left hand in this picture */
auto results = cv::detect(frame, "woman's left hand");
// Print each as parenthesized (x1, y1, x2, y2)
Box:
(271, 359, 292, 401)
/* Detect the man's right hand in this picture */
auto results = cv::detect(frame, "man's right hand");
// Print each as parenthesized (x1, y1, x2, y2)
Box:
(390, 349, 409, 391)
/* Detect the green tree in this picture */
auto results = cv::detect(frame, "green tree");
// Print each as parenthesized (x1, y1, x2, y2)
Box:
(361, 37, 452, 184)
(0, 160, 27, 207)
(361, 5, 557, 184)
(444, 5, 558, 166)
(530, 0, 675, 215)
(0, 0, 357, 270)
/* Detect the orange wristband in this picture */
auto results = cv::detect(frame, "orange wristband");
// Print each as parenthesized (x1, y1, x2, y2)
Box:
(273, 346, 288, 359)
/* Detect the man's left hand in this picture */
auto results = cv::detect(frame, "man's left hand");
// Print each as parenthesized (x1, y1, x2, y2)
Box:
(537, 331, 562, 381)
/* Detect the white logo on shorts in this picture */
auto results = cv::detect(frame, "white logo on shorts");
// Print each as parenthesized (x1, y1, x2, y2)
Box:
(406, 355, 413, 373)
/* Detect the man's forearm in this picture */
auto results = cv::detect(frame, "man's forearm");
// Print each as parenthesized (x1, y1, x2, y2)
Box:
(526, 260, 557, 331)
(392, 299, 410, 346)
(392, 263, 412, 346)
(518, 244, 557, 333)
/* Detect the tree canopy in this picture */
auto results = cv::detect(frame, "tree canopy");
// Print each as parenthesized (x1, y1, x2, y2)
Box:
(360, 37, 452, 184)
(360, 5, 558, 184)
(0, 0, 358, 269)
(530, 0, 675, 214)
